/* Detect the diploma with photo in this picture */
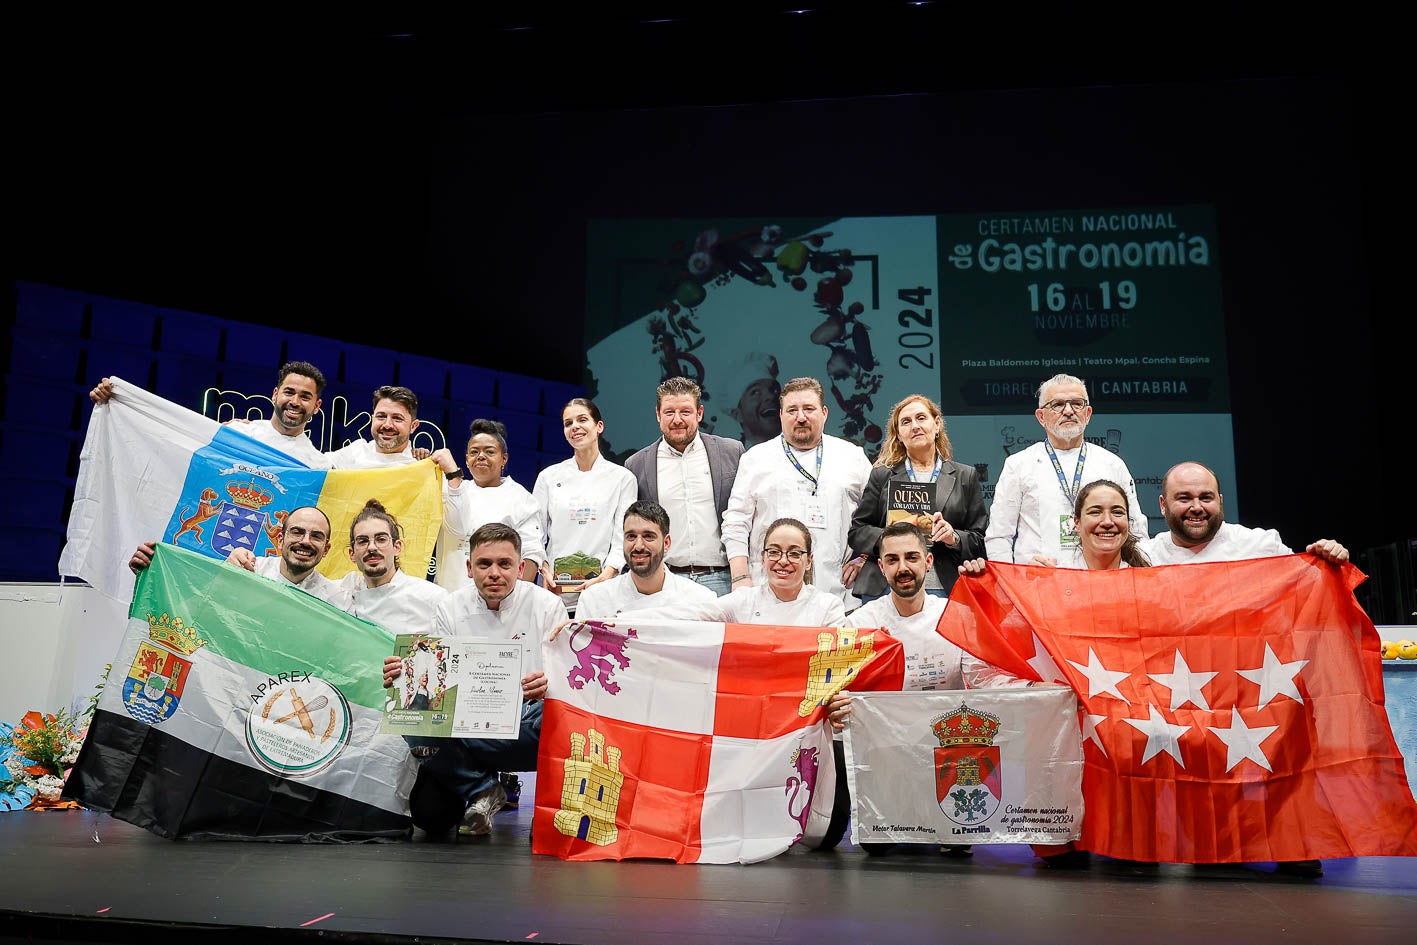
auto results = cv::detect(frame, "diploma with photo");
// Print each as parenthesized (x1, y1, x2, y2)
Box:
(380, 633, 525, 739)
(887, 479, 936, 537)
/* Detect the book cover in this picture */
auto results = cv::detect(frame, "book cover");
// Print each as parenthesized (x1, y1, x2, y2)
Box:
(886, 479, 936, 536)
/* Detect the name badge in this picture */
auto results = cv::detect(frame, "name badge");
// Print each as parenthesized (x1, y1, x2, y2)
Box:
(803, 496, 828, 529)
(1058, 514, 1080, 547)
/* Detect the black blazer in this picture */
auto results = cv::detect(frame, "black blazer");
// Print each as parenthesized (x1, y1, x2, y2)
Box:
(847, 459, 988, 599)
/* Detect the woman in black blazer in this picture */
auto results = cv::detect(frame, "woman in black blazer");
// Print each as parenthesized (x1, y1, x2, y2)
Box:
(848, 394, 987, 602)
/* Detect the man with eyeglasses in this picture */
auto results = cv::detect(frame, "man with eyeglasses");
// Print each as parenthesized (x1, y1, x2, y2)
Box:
(984, 373, 1147, 567)
(722, 376, 873, 609)
(624, 377, 744, 597)
(345, 499, 448, 636)
(574, 500, 717, 618)
(125, 505, 350, 607)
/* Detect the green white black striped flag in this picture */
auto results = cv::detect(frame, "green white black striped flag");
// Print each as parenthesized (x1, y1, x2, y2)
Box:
(65, 543, 415, 841)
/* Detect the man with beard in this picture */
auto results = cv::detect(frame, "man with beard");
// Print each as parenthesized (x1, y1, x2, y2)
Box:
(574, 500, 717, 618)
(222, 505, 349, 607)
(91, 360, 332, 467)
(821, 522, 979, 854)
(985, 373, 1147, 567)
(722, 376, 872, 609)
(624, 378, 744, 596)
(328, 385, 422, 468)
(345, 499, 448, 637)
(126, 505, 348, 607)
(1141, 460, 1348, 879)
(381, 522, 567, 838)
(1142, 461, 1348, 565)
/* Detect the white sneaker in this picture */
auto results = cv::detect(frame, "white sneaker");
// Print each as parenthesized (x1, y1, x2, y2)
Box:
(458, 782, 508, 837)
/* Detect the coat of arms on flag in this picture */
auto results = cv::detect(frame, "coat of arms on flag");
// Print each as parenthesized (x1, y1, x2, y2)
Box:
(120, 612, 208, 724)
(843, 687, 1083, 846)
(934, 704, 1003, 825)
(167, 476, 288, 560)
(65, 543, 416, 841)
(59, 377, 444, 602)
(535, 620, 904, 864)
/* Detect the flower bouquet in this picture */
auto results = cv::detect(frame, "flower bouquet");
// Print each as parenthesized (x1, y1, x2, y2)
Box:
(1, 665, 108, 811)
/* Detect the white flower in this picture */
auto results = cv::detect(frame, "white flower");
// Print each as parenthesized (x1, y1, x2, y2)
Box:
(36, 775, 65, 802)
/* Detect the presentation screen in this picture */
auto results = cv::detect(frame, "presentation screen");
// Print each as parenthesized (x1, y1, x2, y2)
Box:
(584, 206, 1233, 536)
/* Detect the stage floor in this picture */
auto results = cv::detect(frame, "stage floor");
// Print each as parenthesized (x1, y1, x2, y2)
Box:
(3, 775, 1415, 945)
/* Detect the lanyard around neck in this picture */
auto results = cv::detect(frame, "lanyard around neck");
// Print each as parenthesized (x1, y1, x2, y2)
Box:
(781, 435, 823, 496)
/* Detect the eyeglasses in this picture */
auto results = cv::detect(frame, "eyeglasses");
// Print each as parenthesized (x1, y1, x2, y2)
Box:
(352, 533, 394, 549)
(763, 549, 808, 563)
(1042, 399, 1090, 413)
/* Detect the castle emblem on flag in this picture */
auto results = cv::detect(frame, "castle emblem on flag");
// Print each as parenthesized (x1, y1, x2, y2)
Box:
(933, 703, 1004, 825)
(565, 621, 638, 695)
(799, 627, 880, 717)
(122, 612, 209, 724)
(554, 728, 624, 845)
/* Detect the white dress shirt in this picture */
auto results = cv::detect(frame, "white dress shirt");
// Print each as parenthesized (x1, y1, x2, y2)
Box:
(631, 583, 847, 627)
(249, 555, 351, 609)
(435, 477, 545, 592)
(344, 569, 449, 637)
(720, 434, 872, 608)
(656, 435, 727, 568)
(432, 581, 569, 678)
(325, 439, 416, 469)
(574, 569, 717, 619)
(226, 419, 331, 468)
(1140, 521, 1290, 564)
(984, 441, 1147, 565)
(845, 593, 964, 691)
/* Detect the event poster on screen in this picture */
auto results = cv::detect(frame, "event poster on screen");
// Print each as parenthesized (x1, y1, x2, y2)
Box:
(584, 207, 1236, 532)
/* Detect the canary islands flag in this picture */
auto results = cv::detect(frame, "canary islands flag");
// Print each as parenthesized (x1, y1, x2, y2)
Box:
(64, 543, 415, 840)
(59, 376, 443, 601)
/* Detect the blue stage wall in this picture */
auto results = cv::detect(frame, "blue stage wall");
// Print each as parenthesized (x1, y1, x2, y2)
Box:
(1, 281, 583, 582)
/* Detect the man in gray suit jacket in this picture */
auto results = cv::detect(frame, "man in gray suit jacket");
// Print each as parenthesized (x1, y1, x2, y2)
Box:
(623, 377, 744, 596)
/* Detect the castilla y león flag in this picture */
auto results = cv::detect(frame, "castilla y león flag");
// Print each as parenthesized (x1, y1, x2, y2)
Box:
(534, 619, 904, 863)
(936, 555, 1417, 863)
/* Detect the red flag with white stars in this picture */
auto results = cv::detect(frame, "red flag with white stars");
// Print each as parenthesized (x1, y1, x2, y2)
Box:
(937, 555, 1417, 862)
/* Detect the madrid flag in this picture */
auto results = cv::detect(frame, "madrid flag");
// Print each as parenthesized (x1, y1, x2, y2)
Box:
(59, 376, 443, 602)
(936, 555, 1417, 863)
(534, 619, 904, 863)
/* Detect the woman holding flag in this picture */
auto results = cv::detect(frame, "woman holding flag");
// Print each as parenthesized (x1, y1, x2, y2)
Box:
(956, 477, 1152, 870)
